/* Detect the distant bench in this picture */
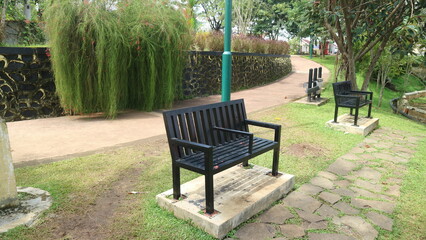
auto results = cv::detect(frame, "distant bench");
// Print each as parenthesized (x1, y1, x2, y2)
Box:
(163, 99, 281, 214)
(332, 81, 373, 126)
(304, 67, 323, 102)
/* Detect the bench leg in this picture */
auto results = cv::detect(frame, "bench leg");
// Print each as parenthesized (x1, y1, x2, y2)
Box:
(272, 147, 279, 176)
(242, 160, 249, 167)
(172, 165, 181, 200)
(350, 108, 353, 116)
(272, 126, 281, 176)
(334, 105, 339, 123)
(205, 173, 214, 214)
(367, 102, 372, 118)
(354, 107, 359, 126)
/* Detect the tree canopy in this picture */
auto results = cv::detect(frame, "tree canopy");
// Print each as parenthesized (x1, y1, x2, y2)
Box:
(318, 0, 424, 90)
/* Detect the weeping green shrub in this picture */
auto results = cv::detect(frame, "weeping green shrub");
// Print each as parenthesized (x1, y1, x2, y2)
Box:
(44, 0, 191, 117)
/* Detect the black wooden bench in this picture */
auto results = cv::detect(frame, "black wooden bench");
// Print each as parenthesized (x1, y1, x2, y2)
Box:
(163, 99, 281, 214)
(332, 81, 373, 126)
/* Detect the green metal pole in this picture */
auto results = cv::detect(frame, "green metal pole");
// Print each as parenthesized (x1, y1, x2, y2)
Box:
(221, 0, 232, 102)
(309, 37, 313, 59)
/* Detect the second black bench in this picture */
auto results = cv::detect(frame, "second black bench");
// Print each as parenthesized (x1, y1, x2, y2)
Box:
(332, 81, 373, 126)
(163, 99, 281, 214)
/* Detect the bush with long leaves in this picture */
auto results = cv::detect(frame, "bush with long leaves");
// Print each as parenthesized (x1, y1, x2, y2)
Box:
(45, 0, 191, 117)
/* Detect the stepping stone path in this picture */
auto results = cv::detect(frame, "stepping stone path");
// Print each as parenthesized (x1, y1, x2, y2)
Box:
(234, 128, 423, 239)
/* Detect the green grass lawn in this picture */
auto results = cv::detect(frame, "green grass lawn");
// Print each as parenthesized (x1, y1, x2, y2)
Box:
(1, 56, 425, 240)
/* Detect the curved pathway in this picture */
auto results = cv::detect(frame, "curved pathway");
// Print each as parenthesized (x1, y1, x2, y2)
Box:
(6, 55, 328, 167)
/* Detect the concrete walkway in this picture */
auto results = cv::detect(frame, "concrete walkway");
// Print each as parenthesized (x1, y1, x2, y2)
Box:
(6, 55, 328, 167)
(234, 127, 423, 240)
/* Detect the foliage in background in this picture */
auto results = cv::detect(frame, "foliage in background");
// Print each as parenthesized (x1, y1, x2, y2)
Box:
(252, 0, 289, 40)
(317, 0, 423, 91)
(18, 21, 45, 45)
(198, 0, 224, 31)
(0, 0, 47, 44)
(288, 37, 301, 54)
(193, 32, 289, 55)
(233, 0, 258, 35)
(44, 0, 191, 117)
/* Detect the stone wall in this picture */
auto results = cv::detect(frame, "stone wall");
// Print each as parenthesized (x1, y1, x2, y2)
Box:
(0, 48, 292, 121)
(397, 90, 426, 123)
(0, 47, 62, 121)
(183, 51, 291, 97)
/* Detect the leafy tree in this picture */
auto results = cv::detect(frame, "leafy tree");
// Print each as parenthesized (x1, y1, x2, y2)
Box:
(233, 0, 258, 35)
(319, 0, 422, 90)
(198, 0, 224, 31)
(252, 0, 290, 40)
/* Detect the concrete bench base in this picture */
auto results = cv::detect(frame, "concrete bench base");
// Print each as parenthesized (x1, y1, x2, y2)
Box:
(326, 114, 379, 136)
(156, 165, 295, 239)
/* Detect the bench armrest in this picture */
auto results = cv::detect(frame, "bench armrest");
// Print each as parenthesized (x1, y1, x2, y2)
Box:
(349, 90, 373, 100)
(245, 119, 280, 130)
(170, 138, 214, 172)
(170, 138, 213, 152)
(335, 94, 361, 99)
(350, 90, 372, 95)
(245, 119, 281, 144)
(213, 126, 254, 154)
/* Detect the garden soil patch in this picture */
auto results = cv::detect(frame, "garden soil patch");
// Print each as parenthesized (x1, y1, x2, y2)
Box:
(51, 164, 148, 240)
(284, 143, 325, 158)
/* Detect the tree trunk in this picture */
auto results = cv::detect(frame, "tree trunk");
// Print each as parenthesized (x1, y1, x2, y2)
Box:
(0, 0, 8, 42)
(347, 55, 358, 90)
(362, 39, 388, 91)
(334, 53, 339, 82)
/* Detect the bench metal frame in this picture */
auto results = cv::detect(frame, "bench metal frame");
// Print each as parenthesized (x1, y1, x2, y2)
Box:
(163, 99, 281, 214)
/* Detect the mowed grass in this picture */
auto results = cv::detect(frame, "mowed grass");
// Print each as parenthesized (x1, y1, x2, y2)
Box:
(2, 56, 425, 239)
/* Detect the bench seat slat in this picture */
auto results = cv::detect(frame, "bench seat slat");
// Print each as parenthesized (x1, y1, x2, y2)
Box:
(176, 137, 277, 173)
(338, 99, 371, 108)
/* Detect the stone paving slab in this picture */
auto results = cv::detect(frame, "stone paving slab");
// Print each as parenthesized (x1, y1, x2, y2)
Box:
(365, 211, 393, 231)
(338, 216, 378, 240)
(302, 220, 328, 230)
(279, 224, 306, 238)
(310, 176, 335, 189)
(333, 201, 360, 215)
(318, 192, 341, 204)
(327, 159, 357, 175)
(297, 184, 323, 196)
(308, 233, 356, 240)
(258, 204, 294, 224)
(316, 204, 339, 218)
(234, 223, 276, 240)
(295, 209, 325, 223)
(282, 191, 322, 213)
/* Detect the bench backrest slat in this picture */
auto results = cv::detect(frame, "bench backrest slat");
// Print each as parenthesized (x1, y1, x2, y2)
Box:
(163, 99, 249, 159)
(332, 81, 352, 97)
